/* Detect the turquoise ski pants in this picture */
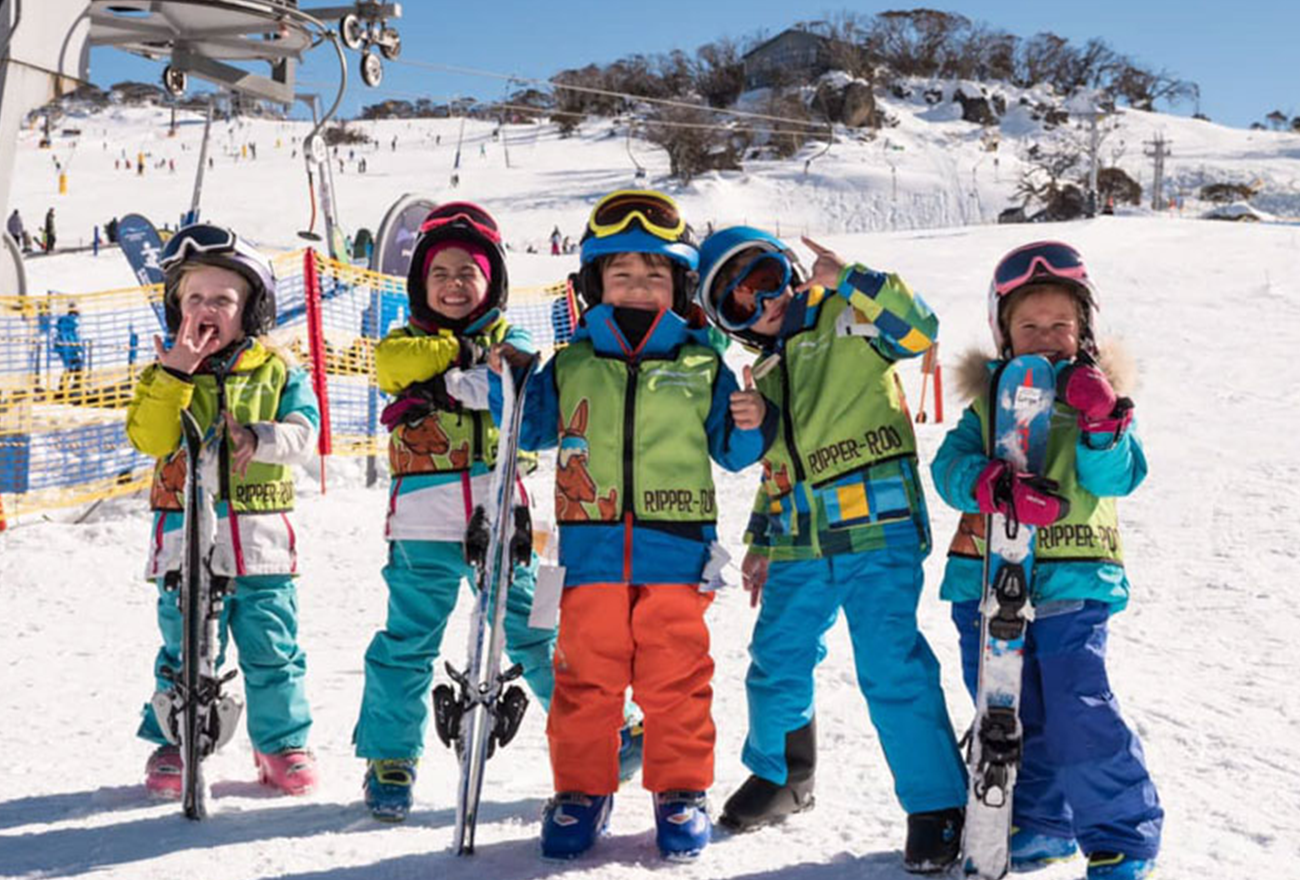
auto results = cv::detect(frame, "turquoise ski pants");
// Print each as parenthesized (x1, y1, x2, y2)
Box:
(353, 539, 556, 759)
(137, 574, 311, 754)
(742, 547, 967, 813)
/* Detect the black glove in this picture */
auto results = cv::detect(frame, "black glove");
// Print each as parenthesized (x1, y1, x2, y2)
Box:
(455, 336, 487, 369)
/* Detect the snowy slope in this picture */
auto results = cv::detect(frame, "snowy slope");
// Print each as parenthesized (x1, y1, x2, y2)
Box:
(3, 102, 1300, 880)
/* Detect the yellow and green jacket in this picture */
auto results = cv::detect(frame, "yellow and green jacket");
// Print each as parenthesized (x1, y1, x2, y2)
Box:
(378, 314, 536, 543)
(126, 339, 320, 578)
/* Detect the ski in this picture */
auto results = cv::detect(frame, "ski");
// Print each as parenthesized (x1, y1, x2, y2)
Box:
(963, 355, 1056, 878)
(433, 353, 540, 855)
(153, 408, 241, 819)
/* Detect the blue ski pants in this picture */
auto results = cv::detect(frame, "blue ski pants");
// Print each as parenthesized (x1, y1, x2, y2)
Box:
(952, 599, 1163, 858)
(743, 547, 968, 814)
(138, 574, 311, 754)
(353, 538, 556, 759)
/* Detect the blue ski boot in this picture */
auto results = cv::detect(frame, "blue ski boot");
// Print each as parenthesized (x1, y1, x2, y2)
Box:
(540, 792, 613, 860)
(1086, 852, 1156, 879)
(1010, 827, 1078, 870)
(363, 759, 417, 823)
(654, 790, 711, 861)
(618, 719, 644, 782)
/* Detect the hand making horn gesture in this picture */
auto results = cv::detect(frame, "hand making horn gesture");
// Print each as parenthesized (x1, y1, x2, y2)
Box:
(154, 312, 222, 375)
(795, 236, 848, 293)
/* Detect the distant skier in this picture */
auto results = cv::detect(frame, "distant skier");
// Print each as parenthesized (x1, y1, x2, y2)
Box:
(549, 225, 561, 255)
(352, 202, 557, 823)
(695, 227, 966, 873)
(128, 223, 321, 801)
(43, 207, 56, 252)
(931, 241, 1162, 880)
(7, 208, 24, 246)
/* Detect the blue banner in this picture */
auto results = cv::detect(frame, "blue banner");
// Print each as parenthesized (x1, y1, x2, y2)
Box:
(116, 213, 168, 332)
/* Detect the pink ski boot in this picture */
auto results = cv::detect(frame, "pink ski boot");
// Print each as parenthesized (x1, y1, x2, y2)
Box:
(254, 749, 319, 796)
(145, 745, 183, 800)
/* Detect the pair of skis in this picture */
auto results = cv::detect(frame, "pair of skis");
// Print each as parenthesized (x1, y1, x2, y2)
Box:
(152, 408, 242, 820)
(963, 354, 1058, 878)
(432, 353, 541, 855)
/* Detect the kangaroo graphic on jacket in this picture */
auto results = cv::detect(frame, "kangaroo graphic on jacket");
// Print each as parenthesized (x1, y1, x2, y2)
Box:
(390, 412, 470, 474)
(555, 399, 618, 521)
(150, 449, 188, 510)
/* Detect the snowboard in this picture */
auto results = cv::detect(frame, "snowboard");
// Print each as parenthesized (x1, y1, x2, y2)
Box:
(433, 353, 541, 855)
(962, 354, 1056, 877)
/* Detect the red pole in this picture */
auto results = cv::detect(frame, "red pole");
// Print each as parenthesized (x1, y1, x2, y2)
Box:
(302, 249, 332, 491)
(932, 359, 944, 423)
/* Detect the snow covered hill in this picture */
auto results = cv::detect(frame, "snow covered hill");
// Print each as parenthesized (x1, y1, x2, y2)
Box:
(2, 99, 1299, 879)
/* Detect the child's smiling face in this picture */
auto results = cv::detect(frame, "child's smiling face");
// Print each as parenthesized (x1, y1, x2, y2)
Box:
(600, 252, 675, 312)
(425, 247, 489, 321)
(1005, 284, 1081, 362)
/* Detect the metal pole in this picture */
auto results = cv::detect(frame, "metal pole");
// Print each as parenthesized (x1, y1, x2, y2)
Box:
(1088, 112, 1100, 217)
(188, 95, 215, 225)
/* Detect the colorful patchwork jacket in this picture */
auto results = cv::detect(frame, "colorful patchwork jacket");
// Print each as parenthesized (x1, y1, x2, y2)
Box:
(745, 267, 939, 562)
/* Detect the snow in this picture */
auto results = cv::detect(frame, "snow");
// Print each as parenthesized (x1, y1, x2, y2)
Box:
(3, 96, 1300, 879)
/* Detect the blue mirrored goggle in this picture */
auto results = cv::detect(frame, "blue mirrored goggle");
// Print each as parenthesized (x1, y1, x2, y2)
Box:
(716, 252, 792, 331)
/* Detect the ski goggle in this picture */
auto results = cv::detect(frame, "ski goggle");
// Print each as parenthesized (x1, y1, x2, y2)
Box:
(586, 190, 686, 242)
(419, 201, 501, 244)
(715, 252, 792, 331)
(160, 223, 273, 277)
(992, 241, 1089, 297)
(160, 224, 238, 271)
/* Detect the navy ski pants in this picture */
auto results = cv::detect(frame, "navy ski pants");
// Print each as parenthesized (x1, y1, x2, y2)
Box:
(952, 599, 1163, 858)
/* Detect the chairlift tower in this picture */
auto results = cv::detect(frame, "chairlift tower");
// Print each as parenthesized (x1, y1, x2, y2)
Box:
(0, 0, 401, 294)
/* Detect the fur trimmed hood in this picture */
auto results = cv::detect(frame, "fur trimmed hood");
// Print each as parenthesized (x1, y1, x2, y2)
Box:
(952, 339, 1136, 403)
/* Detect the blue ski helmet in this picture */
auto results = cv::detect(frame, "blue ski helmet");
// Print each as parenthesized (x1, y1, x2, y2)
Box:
(696, 226, 802, 345)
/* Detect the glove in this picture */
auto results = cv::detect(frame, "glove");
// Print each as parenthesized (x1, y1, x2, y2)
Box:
(1057, 358, 1134, 435)
(379, 375, 458, 431)
(455, 336, 487, 369)
(975, 460, 1069, 527)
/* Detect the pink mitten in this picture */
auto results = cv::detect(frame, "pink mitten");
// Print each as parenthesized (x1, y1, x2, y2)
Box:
(975, 460, 1070, 527)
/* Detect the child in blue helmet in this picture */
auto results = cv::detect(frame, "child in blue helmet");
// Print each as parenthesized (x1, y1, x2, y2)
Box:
(695, 227, 967, 873)
(350, 202, 559, 823)
(931, 241, 1161, 880)
(494, 190, 775, 862)
(128, 224, 320, 799)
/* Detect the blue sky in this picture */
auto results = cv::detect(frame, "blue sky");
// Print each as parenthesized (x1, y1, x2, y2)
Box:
(89, 1, 1295, 129)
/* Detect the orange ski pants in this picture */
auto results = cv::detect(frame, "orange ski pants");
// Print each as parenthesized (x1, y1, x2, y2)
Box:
(547, 583, 715, 795)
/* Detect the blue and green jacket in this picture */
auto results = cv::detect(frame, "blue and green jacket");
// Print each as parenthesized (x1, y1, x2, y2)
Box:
(931, 358, 1147, 611)
(514, 303, 776, 587)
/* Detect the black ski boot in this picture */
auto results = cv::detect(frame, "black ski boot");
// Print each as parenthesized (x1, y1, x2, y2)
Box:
(719, 720, 815, 832)
(903, 806, 964, 874)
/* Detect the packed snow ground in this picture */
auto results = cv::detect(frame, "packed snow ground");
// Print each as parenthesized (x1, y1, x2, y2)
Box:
(3, 100, 1300, 879)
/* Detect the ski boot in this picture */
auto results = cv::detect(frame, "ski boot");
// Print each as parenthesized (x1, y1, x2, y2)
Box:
(539, 792, 613, 861)
(719, 721, 816, 832)
(364, 758, 418, 822)
(254, 749, 318, 796)
(144, 744, 183, 800)
(1010, 827, 1079, 870)
(617, 719, 644, 783)
(654, 790, 711, 861)
(902, 806, 964, 874)
(1086, 852, 1156, 879)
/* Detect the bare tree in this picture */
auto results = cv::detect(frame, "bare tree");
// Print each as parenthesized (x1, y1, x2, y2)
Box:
(695, 38, 745, 108)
